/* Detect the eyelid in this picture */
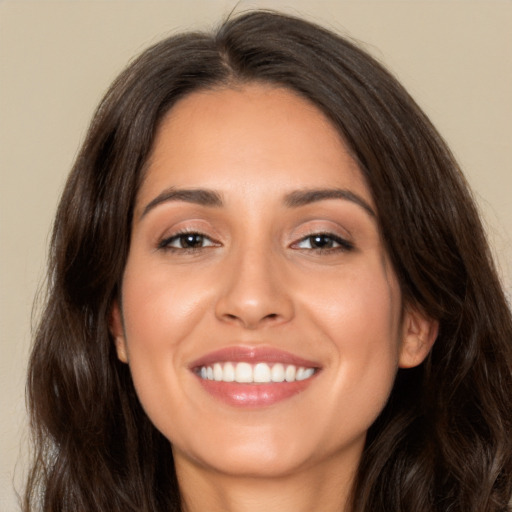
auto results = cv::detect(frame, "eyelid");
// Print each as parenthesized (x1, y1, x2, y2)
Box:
(153, 216, 223, 247)
(288, 218, 354, 248)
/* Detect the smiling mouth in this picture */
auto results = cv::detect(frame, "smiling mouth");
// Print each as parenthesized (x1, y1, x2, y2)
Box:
(196, 362, 317, 383)
(190, 346, 321, 406)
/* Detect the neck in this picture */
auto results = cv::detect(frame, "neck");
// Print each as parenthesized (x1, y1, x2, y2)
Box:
(175, 451, 357, 512)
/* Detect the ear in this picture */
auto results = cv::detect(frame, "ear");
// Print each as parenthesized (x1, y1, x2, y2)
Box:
(110, 300, 129, 364)
(398, 305, 438, 369)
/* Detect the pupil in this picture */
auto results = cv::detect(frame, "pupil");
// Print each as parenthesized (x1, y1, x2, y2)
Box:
(311, 235, 332, 248)
(182, 234, 202, 247)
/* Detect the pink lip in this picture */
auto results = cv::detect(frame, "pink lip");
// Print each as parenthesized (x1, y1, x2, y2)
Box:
(189, 346, 321, 408)
(189, 345, 320, 369)
(196, 380, 317, 407)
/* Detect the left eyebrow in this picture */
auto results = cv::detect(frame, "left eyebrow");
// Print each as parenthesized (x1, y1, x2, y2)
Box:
(284, 188, 376, 218)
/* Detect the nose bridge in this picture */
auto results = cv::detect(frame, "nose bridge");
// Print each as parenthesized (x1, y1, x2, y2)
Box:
(215, 237, 294, 328)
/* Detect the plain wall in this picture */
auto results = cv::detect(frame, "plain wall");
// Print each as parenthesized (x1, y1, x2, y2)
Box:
(1, 1, 510, 510)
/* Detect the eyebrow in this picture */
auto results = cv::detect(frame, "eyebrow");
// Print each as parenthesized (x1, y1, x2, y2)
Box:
(140, 186, 376, 219)
(140, 188, 223, 219)
(284, 188, 376, 217)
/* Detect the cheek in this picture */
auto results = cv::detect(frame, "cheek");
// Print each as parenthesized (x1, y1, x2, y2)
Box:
(118, 260, 214, 426)
(121, 259, 212, 346)
(304, 259, 401, 348)
(301, 262, 402, 426)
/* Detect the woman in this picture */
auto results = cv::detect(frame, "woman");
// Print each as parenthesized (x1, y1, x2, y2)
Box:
(25, 10, 512, 512)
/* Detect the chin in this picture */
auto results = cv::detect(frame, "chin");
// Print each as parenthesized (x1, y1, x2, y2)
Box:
(172, 423, 316, 478)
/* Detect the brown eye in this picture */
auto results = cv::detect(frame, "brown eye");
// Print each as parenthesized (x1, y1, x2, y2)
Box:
(158, 232, 217, 250)
(308, 235, 336, 249)
(294, 233, 353, 251)
(178, 233, 206, 248)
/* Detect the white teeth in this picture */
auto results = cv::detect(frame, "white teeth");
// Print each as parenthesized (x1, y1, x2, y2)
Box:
(296, 367, 315, 381)
(285, 365, 296, 382)
(223, 362, 235, 382)
(253, 362, 271, 383)
(197, 362, 316, 383)
(213, 363, 223, 381)
(235, 362, 253, 383)
(271, 363, 285, 382)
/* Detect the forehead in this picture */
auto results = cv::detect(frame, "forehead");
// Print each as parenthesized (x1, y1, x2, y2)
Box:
(137, 84, 373, 212)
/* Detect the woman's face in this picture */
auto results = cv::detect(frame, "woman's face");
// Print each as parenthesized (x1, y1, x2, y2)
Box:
(112, 84, 435, 480)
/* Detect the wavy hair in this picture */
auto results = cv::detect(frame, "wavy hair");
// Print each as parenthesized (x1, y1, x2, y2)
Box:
(25, 10, 512, 512)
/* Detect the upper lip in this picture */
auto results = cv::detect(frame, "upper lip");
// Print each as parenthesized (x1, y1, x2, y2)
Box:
(189, 345, 321, 369)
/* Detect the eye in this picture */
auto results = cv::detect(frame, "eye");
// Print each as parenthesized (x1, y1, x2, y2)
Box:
(293, 233, 353, 251)
(158, 231, 218, 251)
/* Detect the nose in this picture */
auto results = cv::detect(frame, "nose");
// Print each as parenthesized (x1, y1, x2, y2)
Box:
(214, 245, 295, 330)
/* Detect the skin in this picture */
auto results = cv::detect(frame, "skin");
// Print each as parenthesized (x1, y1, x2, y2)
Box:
(111, 84, 437, 512)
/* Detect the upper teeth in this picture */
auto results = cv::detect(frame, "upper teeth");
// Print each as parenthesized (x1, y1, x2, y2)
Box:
(198, 362, 316, 383)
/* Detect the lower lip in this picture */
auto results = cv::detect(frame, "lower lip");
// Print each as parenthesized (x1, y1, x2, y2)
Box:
(196, 377, 316, 408)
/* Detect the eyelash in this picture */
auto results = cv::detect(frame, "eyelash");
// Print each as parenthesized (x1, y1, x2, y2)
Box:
(158, 230, 354, 253)
(158, 230, 219, 252)
(292, 232, 354, 252)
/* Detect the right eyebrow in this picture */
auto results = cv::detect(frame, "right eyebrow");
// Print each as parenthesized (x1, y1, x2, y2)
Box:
(140, 188, 223, 220)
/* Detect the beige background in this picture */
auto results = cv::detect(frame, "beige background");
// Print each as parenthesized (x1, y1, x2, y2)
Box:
(1, 1, 511, 510)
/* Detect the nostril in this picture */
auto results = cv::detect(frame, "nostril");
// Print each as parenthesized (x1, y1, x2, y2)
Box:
(220, 311, 281, 328)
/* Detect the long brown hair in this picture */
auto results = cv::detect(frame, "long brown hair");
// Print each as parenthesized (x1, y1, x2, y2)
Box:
(25, 11, 512, 512)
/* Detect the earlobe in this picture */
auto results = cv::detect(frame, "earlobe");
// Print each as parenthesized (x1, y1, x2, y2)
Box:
(110, 300, 129, 364)
(398, 305, 438, 369)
